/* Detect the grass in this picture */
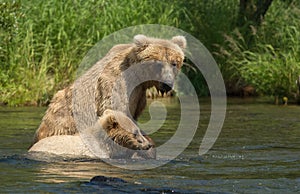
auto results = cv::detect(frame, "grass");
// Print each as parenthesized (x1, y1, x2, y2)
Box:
(215, 0, 300, 99)
(0, 0, 300, 105)
(0, 0, 188, 105)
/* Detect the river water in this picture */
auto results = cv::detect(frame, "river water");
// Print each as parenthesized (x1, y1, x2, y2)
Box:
(0, 98, 299, 193)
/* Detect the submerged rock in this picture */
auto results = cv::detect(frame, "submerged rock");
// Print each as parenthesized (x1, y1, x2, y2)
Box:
(90, 175, 127, 184)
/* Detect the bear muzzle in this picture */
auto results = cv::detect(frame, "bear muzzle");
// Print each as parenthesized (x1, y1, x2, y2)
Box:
(135, 134, 154, 150)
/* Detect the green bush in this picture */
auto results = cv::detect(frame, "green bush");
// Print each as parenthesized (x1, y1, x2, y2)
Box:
(240, 44, 300, 97)
(1, 0, 299, 105)
(216, 1, 300, 99)
(243, 1, 300, 99)
(0, 0, 188, 105)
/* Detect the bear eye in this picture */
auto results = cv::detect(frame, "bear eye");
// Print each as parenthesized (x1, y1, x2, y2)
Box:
(112, 122, 118, 128)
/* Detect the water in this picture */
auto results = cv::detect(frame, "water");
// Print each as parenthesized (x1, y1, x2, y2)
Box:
(0, 98, 300, 193)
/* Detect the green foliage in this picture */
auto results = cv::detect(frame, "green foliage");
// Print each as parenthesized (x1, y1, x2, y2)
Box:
(216, 0, 300, 98)
(175, 0, 239, 96)
(240, 44, 300, 97)
(0, 0, 187, 105)
(180, 0, 239, 50)
(0, 0, 299, 105)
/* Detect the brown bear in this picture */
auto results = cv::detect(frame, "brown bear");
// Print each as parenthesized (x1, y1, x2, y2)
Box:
(99, 109, 154, 151)
(30, 34, 186, 157)
(29, 109, 155, 159)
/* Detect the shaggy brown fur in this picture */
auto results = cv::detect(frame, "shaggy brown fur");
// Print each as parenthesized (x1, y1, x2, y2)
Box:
(31, 35, 186, 150)
(99, 109, 154, 150)
(28, 110, 155, 158)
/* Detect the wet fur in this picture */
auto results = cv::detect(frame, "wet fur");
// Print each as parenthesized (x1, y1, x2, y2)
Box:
(30, 35, 186, 152)
(99, 109, 154, 151)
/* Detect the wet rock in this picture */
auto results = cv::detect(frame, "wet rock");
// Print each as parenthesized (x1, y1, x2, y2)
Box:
(90, 175, 127, 184)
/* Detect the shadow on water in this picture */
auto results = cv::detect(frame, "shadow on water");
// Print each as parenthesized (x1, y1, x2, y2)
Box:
(0, 98, 300, 193)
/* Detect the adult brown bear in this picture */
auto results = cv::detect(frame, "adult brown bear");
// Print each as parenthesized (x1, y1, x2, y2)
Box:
(30, 35, 186, 158)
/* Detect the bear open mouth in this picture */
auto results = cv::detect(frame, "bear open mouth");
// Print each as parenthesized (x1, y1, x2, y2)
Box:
(157, 82, 173, 94)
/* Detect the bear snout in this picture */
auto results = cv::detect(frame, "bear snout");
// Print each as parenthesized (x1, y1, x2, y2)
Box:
(135, 134, 154, 150)
(139, 140, 154, 150)
(145, 142, 154, 150)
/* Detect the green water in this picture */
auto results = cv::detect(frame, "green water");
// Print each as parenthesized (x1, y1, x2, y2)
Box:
(0, 98, 299, 193)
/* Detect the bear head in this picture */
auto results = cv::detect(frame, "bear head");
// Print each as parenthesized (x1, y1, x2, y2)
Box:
(129, 35, 186, 92)
(99, 109, 154, 151)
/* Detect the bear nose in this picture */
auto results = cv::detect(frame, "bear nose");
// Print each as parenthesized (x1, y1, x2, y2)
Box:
(146, 143, 153, 150)
(138, 140, 153, 150)
(136, 134, 154, 150)
(143, 141, 154, 150)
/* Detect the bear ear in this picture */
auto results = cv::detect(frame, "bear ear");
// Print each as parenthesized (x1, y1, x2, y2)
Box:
(99, 110, 118, 131)
(103, 109, 113, 116)
(134, 34, 149, 48)
(171, 36, 187, 49)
